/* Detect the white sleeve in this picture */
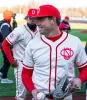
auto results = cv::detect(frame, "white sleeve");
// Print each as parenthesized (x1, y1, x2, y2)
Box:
(75, 39, 87, 68)
(6, 28, 21, 45)
(23, 42, 34, 69)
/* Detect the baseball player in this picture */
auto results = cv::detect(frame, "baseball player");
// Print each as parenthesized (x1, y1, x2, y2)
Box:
(2, 8, 40, 100)
(61, 16, 71, 32)
(22, 5, 87, 100)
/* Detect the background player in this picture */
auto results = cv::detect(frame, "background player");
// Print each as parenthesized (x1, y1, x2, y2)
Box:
(2, 8, 39, 100)
(61, 16, 71, 32)
(59, 23, 70, 33)
(12, 13, 17, 30)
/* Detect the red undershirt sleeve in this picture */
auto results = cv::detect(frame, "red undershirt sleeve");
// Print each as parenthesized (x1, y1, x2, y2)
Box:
(2, 39, 14, 64)
(78, 65, 87, 84)
(22, 67, 35, 93)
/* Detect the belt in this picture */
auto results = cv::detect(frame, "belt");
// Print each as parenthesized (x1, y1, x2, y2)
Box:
(46, 94, 53, 99)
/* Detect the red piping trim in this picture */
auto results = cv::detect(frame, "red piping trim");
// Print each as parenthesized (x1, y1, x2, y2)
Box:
(40, 33, 68, 91)
(23, 63, 33, 69)
(17, 68, 19, 96)
(41, 37, 52, 93)
(6, 38, 12, 44)
(54, 33, 68, 88)
(34, 30, 38, 36)
(78, 61, 87, 67)
(24, 25, 33, 39)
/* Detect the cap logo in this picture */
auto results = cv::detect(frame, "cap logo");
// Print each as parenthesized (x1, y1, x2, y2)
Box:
(37, 8, 40, 14)
(32, 10, 35, 14)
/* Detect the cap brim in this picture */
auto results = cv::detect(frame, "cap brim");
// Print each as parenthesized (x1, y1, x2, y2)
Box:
(36, 14, 52, 18)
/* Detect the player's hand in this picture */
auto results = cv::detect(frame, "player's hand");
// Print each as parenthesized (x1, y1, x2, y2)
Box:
(32, 89, 42, 100)
(11, 61, 18, 68)
(69, 78, 81, 92)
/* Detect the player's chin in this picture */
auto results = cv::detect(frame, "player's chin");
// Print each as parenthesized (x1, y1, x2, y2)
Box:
(39, 29, 44, 34)
(40, 31, 45, 35)
(40, 31, 47, 35)
(39, 28, 47, 35)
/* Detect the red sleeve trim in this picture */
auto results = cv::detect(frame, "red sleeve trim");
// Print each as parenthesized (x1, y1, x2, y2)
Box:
(2, 39, 14, 64)
(78, 61, 87, 68)
(22, 63, 33, 69)
(6, 38, 13, 45)
(21, 67, 35, 93)
(78, 65, 87, 84)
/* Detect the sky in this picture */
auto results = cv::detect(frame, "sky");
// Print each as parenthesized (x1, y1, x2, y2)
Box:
(0, 0, 87, 8)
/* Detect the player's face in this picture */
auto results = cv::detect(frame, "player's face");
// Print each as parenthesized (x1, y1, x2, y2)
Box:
(27, 17, 37, 25)
(36, 17, 53, 35)
(65, 19, 69, 22)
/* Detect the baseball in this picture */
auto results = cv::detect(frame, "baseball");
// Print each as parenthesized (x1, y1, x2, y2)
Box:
(37, 92, 46, 100)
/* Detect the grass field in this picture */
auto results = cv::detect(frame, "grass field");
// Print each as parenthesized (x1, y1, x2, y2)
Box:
(0, 52, 16, 96)
(70, 29, 87, 41)
(0, 28, 87, 97)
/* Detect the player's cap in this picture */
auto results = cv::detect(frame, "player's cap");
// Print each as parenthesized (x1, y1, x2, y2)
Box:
(27, 8, 37, 17)
(65, 16, 69, 20)
(36, 4, 61, 19)
(59, 23, 69, 31)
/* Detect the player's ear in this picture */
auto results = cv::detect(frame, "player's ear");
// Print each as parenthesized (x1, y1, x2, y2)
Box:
(51, 19, 54, 24)
(51, 17, 56, 24)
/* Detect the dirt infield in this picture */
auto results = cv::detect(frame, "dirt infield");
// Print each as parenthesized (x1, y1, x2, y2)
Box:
(0, 92, 86, 100)
(78, 30, 87, 34)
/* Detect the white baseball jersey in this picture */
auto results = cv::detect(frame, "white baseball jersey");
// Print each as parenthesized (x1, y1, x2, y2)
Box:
(6, 23, 39, 61)
(23, 32, 87, 94)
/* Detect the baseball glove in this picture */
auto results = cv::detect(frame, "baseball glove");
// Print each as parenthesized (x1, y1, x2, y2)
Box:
(51, 75, 70, 100)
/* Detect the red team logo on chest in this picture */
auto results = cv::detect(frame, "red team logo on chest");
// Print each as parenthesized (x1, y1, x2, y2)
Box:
(60, 48, 74, 60)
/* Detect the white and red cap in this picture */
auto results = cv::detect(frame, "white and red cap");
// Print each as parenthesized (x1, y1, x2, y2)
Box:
(36, 5, 61, 19)
(27, 8, 37, 17)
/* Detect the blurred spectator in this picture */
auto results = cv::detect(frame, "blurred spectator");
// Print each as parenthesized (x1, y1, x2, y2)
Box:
(0, 10, 13, 83)
(61, 16, 71, 32)
(12, 13, 17, 30)
(59, 23, 70, 33)
(24, 15, 28, 21)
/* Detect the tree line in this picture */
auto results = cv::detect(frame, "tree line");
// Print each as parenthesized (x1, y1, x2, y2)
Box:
(0, 4, 87, 18)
